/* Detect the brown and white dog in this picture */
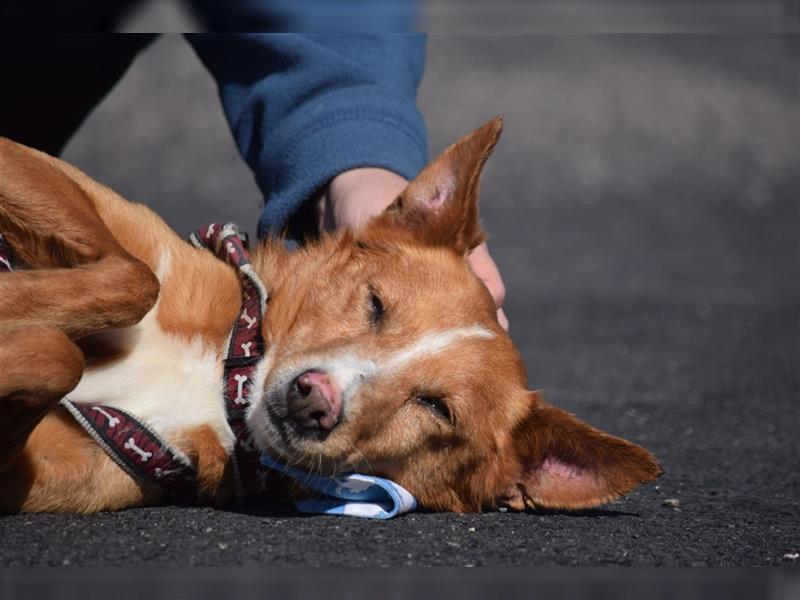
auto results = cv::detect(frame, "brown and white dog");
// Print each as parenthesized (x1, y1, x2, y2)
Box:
(0, 118, 662, 514)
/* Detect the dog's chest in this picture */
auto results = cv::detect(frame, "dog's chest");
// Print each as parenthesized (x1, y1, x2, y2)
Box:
(67, 306, 236, 454)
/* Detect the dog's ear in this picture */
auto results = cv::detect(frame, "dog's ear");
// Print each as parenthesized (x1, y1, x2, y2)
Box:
(372, 116, 502, 254)
(499, 392, 663, 511)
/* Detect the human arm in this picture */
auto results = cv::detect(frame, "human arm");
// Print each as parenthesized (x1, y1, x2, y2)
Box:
(186, 32, 427, 238)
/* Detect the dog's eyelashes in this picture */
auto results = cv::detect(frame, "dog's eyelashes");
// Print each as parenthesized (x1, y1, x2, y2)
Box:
(416, 395, 454, 425)
(369, 290, 384, 328)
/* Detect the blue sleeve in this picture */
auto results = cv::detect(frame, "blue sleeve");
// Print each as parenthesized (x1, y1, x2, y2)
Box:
(186, 33, 428, 238)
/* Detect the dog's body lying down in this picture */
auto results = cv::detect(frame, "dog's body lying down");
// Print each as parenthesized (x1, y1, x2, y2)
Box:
(0, 119, 662, 514)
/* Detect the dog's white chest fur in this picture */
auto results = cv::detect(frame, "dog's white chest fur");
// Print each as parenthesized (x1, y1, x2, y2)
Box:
(67, 306, 236, 453)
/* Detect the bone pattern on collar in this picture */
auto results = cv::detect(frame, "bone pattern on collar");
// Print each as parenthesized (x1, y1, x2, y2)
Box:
(47, 223, 281, 505)
(4, 231, 201, 502)
(188, 222, 284, 503)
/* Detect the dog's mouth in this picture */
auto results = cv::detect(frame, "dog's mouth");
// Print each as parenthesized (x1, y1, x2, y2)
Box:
(247, 354, 378, 474)
(254, 405, 350, 476)
(248, 372, 347, 468)
(264, 387, 332, 444)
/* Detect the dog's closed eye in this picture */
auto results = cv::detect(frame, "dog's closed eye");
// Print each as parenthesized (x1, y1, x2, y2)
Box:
(414, 394, 454, 425)
(369, 288, 384, 329)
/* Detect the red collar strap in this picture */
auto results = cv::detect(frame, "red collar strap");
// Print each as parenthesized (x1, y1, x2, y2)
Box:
(59, 400, 198, 503)
(4, 232, 200, 501)
(55, 223, 282, 506)
(188, 222, 283, 503)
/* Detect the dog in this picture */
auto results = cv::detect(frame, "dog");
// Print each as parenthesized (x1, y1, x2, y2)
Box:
(0, 118, 662, 514)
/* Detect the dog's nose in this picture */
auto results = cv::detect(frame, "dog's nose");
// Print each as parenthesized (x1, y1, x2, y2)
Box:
(287, 370, 342, 432)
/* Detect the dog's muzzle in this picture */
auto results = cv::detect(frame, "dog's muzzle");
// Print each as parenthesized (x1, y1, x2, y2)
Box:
(286, 370, 342, 434)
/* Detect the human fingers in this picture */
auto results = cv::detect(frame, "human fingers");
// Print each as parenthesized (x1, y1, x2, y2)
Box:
(468, 242, 509, 331)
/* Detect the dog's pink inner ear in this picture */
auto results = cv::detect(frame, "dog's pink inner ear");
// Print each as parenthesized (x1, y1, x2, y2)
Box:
(503, 457, 611, 511)
(500, 393, 663, 511)
(422, 183, 453, 213)
(374, 116, 503, 254)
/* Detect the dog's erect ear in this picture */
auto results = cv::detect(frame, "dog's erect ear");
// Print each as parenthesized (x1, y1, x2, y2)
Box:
(372, 117, 502, 254)
(500, 392, 663, 511)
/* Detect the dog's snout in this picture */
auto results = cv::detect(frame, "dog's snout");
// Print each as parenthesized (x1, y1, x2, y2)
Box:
(287, 370, 342, 433)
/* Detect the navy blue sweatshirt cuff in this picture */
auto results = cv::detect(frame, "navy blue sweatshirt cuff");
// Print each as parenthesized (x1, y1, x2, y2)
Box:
(255, 111, 426, 237)
(187, 34, 428, 239)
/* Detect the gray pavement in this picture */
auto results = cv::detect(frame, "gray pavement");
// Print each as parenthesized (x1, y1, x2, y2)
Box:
(0, 34, 798, 567)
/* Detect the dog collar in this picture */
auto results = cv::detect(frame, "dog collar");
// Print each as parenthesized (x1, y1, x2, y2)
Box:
(4, 232, 200, 501)
(60, 400, 198, 503)
(188, 222, 284, 503)
(0, 235, 200, 502)
(57, 223, 281, 505)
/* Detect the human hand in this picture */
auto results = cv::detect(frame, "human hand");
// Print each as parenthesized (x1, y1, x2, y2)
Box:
(467, 241, 508, 331)
(317, 167, 509, 331)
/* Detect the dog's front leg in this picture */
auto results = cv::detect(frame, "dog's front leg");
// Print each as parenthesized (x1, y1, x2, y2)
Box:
(0, 138, 160, 338)
(0, 255, 159, 339)
(0, 326, 82, 473)
(0, 325, 159, 512)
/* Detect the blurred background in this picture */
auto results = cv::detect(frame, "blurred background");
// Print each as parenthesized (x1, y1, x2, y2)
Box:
(58, 30, 798, 329)
(60, 32, 798, 300)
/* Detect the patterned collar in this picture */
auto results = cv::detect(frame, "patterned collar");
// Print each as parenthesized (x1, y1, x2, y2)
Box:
(187, 222, 281, 503)
(3, 234, 199, 499)
(58, 223, 283, 505)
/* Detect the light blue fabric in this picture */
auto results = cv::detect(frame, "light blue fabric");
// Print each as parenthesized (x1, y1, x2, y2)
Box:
(260, 453, 417, 519)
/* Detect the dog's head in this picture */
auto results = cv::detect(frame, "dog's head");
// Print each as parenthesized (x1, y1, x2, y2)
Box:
(249, 118, 662, 512)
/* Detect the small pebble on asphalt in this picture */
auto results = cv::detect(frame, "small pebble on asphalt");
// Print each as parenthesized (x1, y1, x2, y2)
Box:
(662, 498, 680, 509)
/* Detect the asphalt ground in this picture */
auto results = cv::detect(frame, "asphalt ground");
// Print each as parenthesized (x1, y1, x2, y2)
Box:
(0, 34, 798, 570)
